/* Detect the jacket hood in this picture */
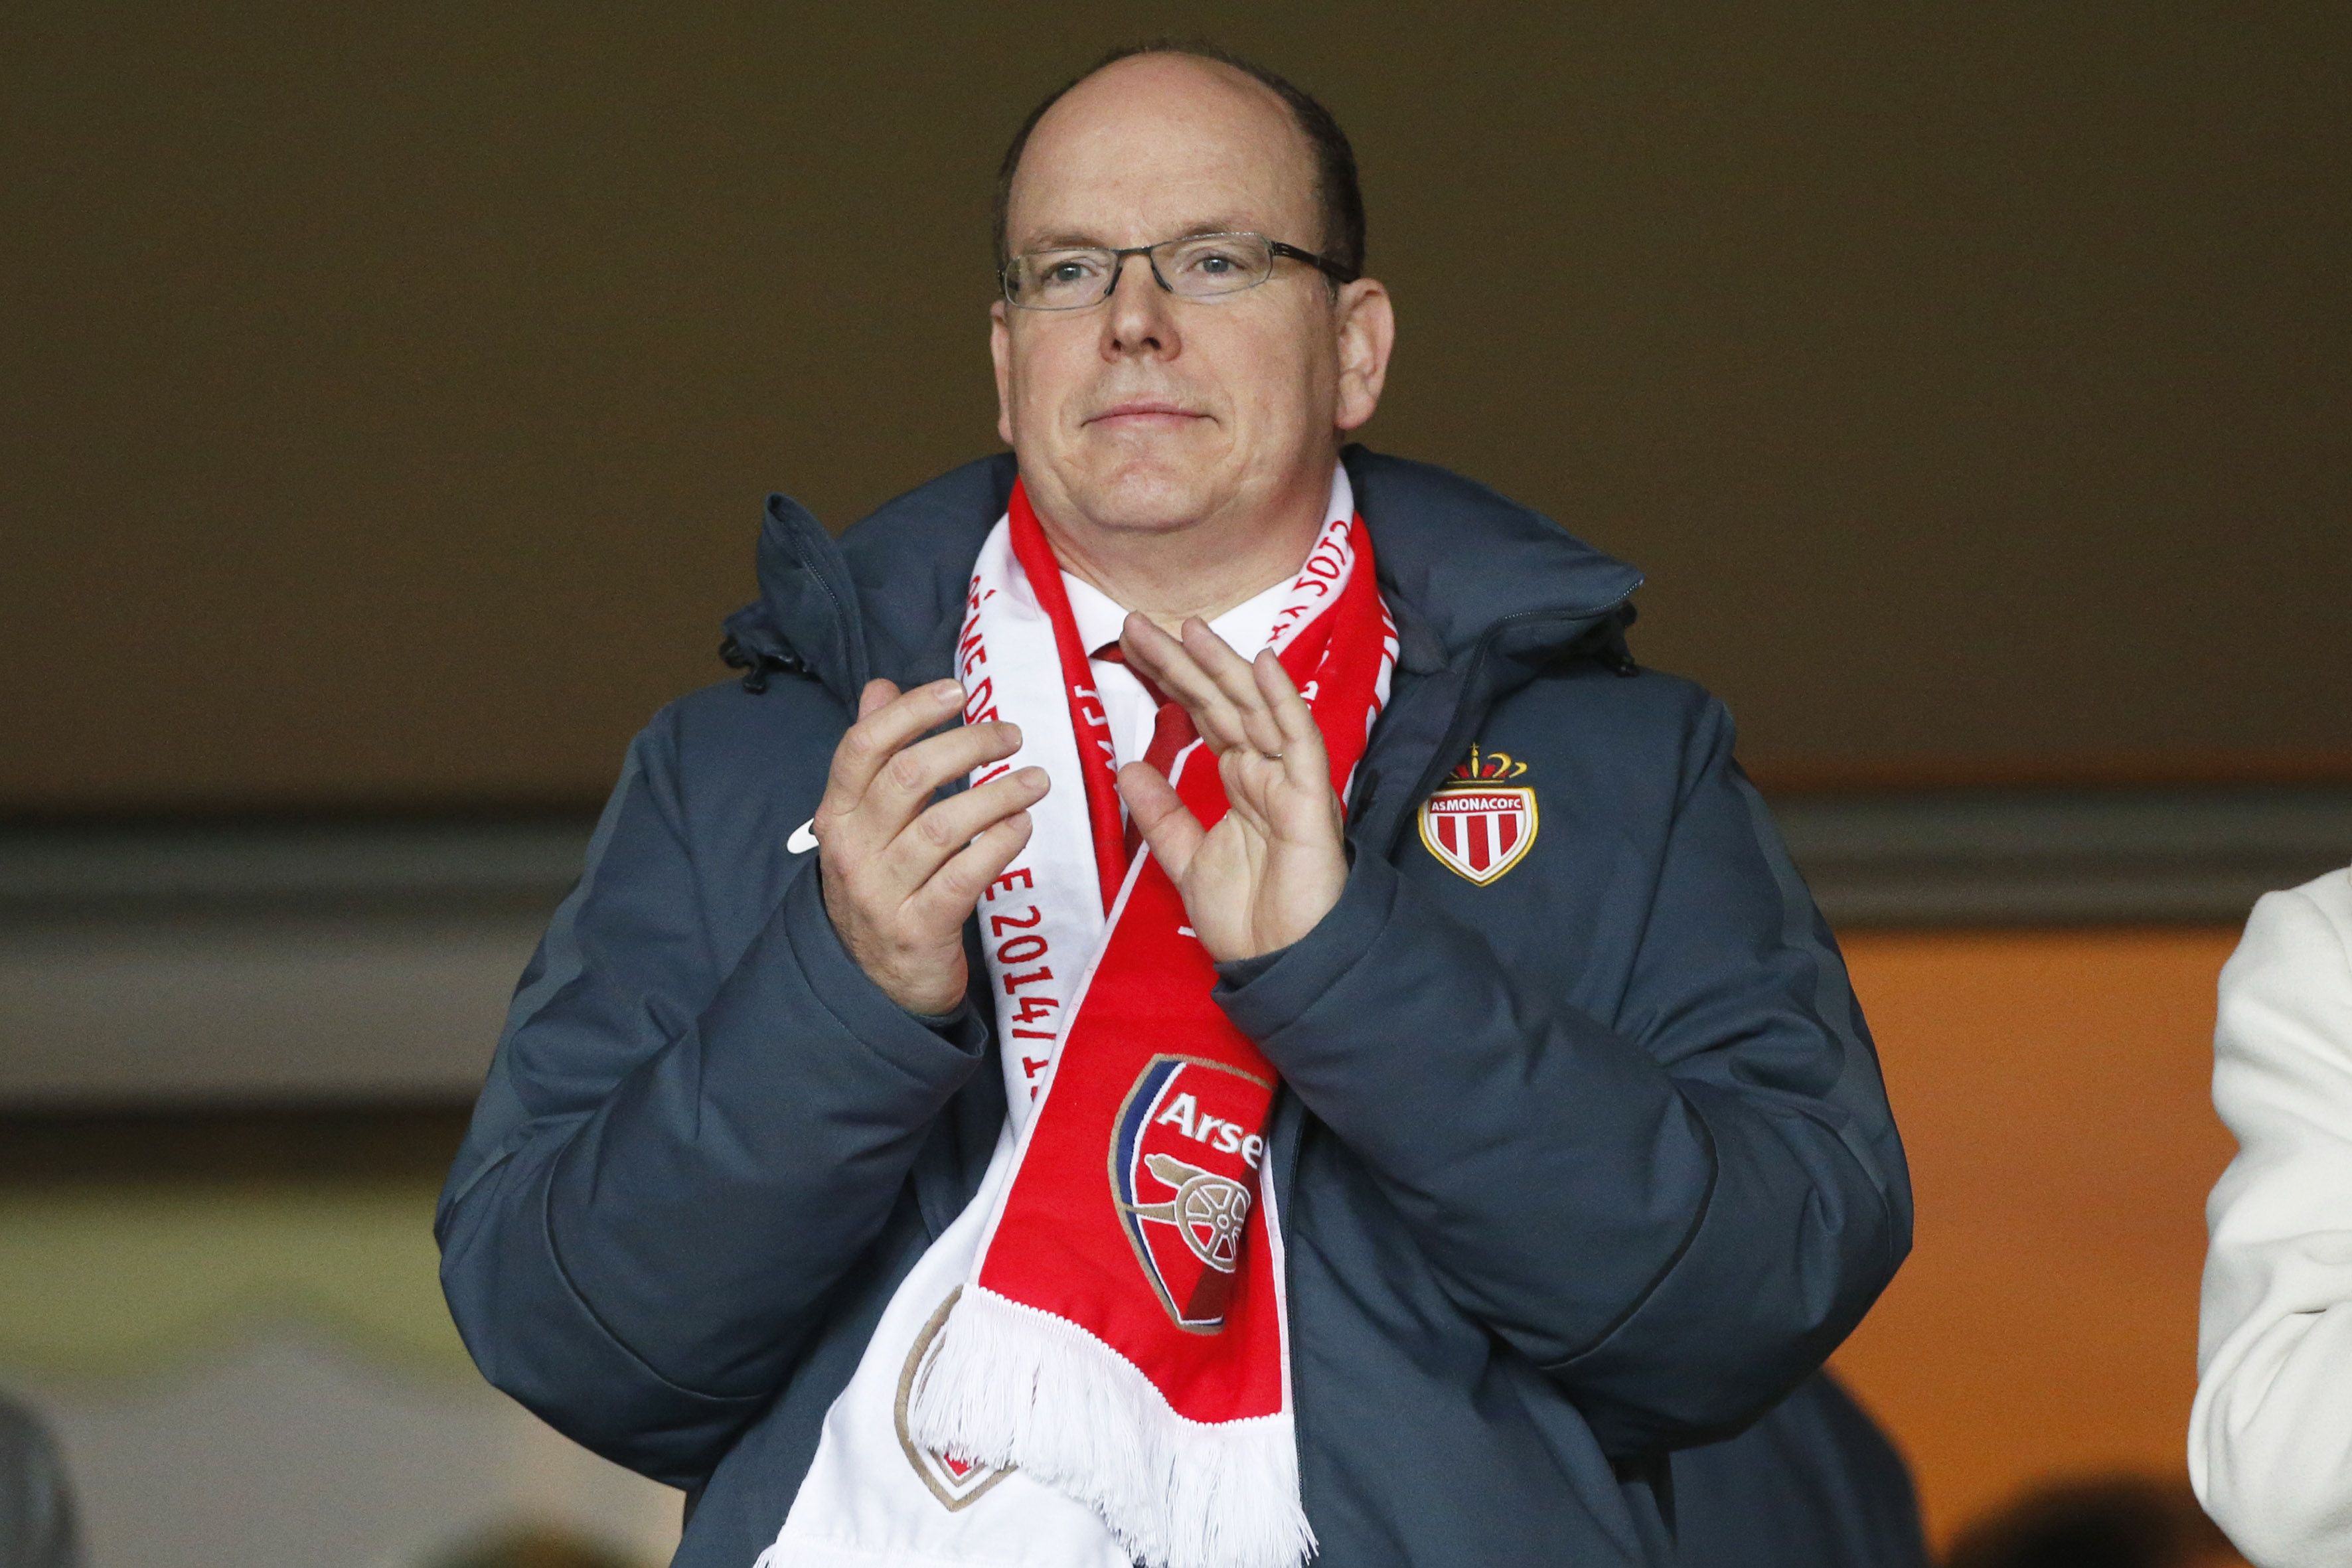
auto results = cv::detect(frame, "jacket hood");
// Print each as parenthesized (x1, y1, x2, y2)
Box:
(722, 446, 1643, 708)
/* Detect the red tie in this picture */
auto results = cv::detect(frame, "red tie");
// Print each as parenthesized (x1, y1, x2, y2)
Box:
(1094, 642, 1199, 857)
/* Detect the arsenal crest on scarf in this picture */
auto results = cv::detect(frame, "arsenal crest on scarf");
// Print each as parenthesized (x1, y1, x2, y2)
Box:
(1112, 1054, 1272, 1332)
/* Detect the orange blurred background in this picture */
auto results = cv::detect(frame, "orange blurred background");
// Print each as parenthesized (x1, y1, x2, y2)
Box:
(1832, 929, 2241, 1545)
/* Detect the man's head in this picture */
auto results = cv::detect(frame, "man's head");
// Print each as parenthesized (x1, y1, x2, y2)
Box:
(990, 44, 1394, 550)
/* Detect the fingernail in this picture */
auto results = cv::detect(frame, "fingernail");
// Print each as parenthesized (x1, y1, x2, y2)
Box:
(1018, 767, 1048, 790)
(933, 680, 963, 703)
(1000, 722, 1023, 747)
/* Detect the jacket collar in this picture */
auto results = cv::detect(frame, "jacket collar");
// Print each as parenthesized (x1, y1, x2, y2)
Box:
(722, 445, 1642, 710)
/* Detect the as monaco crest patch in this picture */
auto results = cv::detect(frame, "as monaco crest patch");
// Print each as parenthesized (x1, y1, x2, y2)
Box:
(1419, 745, 1538, 886)
(1110, 1055, 1272, 1334)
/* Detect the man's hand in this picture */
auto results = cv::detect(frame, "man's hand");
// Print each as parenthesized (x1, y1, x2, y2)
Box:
(1115, 614, 1347, 963)
(816, 677, 1048, 1016)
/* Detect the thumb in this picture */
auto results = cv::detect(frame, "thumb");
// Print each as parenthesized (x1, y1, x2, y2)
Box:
(1117, 761, 1206, 882)
(858, 677, 901, 719)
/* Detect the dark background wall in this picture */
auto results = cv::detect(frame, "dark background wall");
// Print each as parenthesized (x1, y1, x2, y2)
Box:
(5, 4, 2345, 812)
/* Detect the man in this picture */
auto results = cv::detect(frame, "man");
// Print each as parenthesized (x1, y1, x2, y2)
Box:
(438, 44, 1913, 1568)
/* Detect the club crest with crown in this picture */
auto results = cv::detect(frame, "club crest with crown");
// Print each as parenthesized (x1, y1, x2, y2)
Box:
(1418, 744, 1539, 885)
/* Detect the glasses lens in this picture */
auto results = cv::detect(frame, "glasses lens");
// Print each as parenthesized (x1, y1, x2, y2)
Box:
(1010, 250, 1115, 309)
(1156, 234, 1274, 297)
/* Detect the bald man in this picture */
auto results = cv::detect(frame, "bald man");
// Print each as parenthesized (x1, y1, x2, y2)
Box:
(439, 43, 1912, 1568)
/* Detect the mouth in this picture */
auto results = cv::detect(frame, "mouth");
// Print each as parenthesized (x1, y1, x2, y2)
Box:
(1084, 400, 1208, 431)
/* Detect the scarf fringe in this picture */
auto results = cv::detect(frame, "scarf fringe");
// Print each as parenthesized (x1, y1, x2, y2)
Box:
(906, 1287, 1317, 1568)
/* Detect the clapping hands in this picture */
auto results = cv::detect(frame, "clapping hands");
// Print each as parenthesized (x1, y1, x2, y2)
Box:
(1113, 613, 1347, 963)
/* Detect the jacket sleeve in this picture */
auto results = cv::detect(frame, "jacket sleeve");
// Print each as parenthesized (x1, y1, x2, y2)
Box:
(2188, 872, 2352, 1568)
(1215, 695, 1911, 1454)
(434, 708, 990, 1486)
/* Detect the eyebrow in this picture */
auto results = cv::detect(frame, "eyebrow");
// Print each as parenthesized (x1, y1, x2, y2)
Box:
(1018, 218, 1259, 252)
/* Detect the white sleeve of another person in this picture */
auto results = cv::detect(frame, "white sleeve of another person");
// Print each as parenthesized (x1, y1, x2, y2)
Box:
(2191, 866, 2352, 1567)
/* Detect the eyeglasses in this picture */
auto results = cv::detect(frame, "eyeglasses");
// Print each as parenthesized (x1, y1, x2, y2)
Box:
(999, 231, 1358, 311)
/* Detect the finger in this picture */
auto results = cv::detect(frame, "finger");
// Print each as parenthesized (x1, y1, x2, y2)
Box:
(821, 678, 967, 817)
(1117, 761, 1208, 882)
(858, 678, 900, 720)
(1214, 745, 1276, 834)
(1120, 614, 1251, 753)
(1253, 650, 1330, 790)
(1184, 618, 1287, 758)
(905, 810, 1036, 932)
(883, 767, 1050, 888)
(861, 720, 1026, 837)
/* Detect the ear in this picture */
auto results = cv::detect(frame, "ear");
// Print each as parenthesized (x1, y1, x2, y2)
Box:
(990, 299, 1015, 446)
(1331, 278, 1395, 434)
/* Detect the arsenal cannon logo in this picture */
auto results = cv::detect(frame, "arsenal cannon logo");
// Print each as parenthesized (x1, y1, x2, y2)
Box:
(1419, 744, 1539, 885)
(1110, 1055, 1271, 1334)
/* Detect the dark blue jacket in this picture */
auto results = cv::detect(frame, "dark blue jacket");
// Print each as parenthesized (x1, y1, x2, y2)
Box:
(437, 448, 1915, 1567)
(1674, 1373, 1930, 1568)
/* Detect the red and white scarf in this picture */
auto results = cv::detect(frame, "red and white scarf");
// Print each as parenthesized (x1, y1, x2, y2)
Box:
(761, 467, 1393, 1568)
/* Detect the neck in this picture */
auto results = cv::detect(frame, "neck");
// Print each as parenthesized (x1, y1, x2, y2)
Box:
(1034, 467, 1333, 635)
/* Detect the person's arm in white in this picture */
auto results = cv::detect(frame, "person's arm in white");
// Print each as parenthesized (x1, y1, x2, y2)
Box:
(2191, 864, 2352, 1567)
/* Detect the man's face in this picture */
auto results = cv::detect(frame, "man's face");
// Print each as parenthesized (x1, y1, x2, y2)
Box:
(992, 55, 1389, 540)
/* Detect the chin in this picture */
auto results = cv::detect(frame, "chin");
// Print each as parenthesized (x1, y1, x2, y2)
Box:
(1073, 483, 1210, 536)
(1066, 451, 1222, 536)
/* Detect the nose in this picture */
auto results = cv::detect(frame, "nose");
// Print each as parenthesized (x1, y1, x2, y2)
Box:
(1100, 252, 1180, 361)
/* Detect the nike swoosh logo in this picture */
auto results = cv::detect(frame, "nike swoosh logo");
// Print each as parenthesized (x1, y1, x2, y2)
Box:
(787, 819, 819, 854)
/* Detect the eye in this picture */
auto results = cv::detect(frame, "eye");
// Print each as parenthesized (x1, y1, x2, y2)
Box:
(1021, 251, 1108, 296)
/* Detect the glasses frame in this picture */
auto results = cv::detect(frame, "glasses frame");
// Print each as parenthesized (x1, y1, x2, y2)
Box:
(998, 230, 1360, 311)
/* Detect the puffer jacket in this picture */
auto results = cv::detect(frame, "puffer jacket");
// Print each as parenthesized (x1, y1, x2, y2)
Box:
(437, 446, 1914, 1566)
